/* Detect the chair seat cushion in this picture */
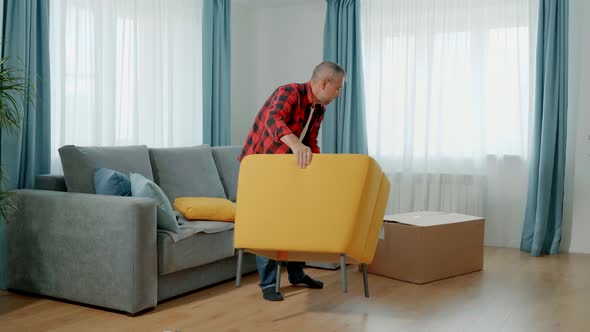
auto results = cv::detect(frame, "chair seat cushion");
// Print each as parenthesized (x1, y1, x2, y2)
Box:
(235, 154, 390, 264)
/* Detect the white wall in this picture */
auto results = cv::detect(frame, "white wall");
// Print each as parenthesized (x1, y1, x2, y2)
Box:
(253, 2, 326, 106)
(231, 3, 258, 145)
(563, 0, 590, 254)
(231, 0, 326, 145)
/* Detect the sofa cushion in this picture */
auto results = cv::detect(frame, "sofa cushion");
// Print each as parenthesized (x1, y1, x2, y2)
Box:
(35, 175, 67, 192)
(130, 173, 178, 233)
(148, 145, 226, 203)
(173, 197, 236, 222)
(158, 216, 234, 242)
(59, 145, 154, 193)
(94, 168, 131, 196)
(211, 146, 242, 202)
(157, 227, 235, 275)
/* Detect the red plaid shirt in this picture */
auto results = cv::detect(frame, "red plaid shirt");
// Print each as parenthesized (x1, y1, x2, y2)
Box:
(238, 82, 326, 161)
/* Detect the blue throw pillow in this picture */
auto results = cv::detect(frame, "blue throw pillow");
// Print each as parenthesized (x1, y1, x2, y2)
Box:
(130, 173, 179, 233)
(94, 168, 131, 196)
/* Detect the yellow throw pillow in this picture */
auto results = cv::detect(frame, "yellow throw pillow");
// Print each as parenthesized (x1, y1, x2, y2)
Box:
(174, 197, 236, 222)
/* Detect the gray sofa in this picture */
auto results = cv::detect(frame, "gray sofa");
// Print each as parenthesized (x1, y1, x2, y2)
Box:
(5, 144, 257, 315)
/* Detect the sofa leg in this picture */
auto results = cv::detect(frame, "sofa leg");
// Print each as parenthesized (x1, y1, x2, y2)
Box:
(362, 263, 369, 298)
(275, 261, 282, 293)
(235, 249, 243, 287)
(341, 254, 347, 293)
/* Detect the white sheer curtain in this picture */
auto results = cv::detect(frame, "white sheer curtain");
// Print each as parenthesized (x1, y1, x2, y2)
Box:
(361, 0, 538, 247)
(50, 0, 203, 173)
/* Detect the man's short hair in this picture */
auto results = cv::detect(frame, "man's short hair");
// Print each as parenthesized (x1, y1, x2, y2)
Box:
(311, 62, 345, 82)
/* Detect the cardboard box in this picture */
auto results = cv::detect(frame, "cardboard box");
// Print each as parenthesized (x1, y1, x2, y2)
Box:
(367, 211, 484, 284)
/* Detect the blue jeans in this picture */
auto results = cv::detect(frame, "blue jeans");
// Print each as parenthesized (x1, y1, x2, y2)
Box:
(256, 255, 306, 290)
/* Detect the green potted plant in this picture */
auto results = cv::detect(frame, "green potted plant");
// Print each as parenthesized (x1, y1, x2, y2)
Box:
(0, 55, 30, 220)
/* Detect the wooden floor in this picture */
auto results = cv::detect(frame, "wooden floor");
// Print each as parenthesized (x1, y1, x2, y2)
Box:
(1, 247, 588, 332)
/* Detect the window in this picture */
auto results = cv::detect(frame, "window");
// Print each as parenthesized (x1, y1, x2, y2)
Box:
(50, 0, 203, 172)
(362, 0, 536, 174)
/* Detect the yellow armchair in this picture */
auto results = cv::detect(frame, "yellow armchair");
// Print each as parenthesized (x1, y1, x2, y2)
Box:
(234, 154, 390, 297)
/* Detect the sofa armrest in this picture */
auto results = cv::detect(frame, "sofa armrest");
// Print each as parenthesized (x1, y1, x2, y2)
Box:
(35, 174, 67, 192)
(6, 189, 157, 314)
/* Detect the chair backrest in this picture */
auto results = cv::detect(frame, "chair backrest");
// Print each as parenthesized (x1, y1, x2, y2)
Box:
(234, 154, 390, 264)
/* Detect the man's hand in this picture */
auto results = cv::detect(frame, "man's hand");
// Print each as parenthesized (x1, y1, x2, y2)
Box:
(292, 142, 313, 168)
(280, 134, 313, 168)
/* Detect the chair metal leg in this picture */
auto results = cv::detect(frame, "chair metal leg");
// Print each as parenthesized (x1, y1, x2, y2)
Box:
(341, 254, 347, 293)
(235, 249, 243, 287)
(275, 261, 281, 293)
(362, 263, 369, 297)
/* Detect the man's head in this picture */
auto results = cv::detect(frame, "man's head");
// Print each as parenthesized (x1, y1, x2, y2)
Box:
(310, 62, 345, 105)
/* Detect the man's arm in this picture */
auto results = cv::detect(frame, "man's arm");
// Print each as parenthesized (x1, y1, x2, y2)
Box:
(280, 134, 312, 169)
(264, 89, 296, 142)
(263, 88, 311, 168)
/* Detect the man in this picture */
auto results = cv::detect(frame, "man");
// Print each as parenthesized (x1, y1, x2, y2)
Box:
(238, 61, 346, 301)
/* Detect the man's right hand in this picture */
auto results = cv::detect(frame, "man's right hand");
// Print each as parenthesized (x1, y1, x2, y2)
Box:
(280, 134, 313, 168)
(292, 142, 313, 169)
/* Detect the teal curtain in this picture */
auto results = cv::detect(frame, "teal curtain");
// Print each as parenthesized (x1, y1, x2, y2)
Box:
(521, 0, 568, 257)
(322, 0, 367, 154)
(202, 0, 231, 146)
(0, 0, 51, 289)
